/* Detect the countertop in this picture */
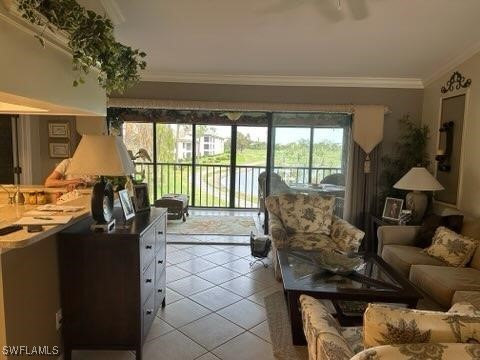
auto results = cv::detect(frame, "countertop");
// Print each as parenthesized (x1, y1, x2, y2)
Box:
(0, 196, 91, 252)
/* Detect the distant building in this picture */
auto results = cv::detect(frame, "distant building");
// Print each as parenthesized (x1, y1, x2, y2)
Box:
(176, 133, 225, 159)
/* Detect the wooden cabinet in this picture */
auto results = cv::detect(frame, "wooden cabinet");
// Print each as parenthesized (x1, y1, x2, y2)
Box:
(58, 208, 167, 360)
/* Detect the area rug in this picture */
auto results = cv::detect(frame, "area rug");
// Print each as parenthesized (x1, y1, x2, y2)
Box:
(265, 291, 308, 360)
(166, 215, 258, 235)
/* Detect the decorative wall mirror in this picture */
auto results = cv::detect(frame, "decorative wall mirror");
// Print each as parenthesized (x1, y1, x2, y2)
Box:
(434, 71, 471, 206)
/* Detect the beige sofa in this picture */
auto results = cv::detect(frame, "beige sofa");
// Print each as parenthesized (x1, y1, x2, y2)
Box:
(378, 218, 480, 309)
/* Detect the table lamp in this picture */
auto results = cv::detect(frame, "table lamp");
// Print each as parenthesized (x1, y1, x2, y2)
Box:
(68, 135, 135, 231)
(393, 167, 444, 224)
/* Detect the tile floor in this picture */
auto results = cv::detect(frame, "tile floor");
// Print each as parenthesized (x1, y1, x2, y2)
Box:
(72, 243, 280, 360)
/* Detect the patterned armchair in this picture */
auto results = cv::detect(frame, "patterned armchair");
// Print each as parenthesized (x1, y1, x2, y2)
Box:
(300, 295, 480, 360)
(265, 194, 365, 280)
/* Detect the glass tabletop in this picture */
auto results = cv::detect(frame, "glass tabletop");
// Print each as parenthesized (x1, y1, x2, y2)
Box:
(278, 249, 402, 293)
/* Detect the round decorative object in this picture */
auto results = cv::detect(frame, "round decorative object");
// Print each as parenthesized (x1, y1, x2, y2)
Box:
(91, 180, 114, 223)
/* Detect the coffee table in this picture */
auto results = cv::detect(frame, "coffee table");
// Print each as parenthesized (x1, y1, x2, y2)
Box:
(277, 249, 422, 345)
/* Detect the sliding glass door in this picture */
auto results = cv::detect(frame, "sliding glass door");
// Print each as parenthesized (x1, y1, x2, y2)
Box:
(120, 110, 350, 214)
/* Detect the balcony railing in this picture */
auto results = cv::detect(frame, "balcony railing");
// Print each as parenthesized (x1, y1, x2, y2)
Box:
(135, 162, 343, 210)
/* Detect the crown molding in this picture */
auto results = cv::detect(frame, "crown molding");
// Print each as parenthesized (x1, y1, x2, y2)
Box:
(100, 0, 125, 25)
(423, 40, 480, 87)
(140, 72, 424, 89)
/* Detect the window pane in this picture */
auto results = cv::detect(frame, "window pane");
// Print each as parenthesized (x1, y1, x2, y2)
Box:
(195, 125, 230, 207)
(156, 124, 193, 203)
(273, 127, 310, 185)
(312, 128, 344, 183)
(236, 126, 267, 208)
(122, 122, 153, 163)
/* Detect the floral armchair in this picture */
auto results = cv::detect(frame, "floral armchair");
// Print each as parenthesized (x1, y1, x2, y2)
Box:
(265, 194, 365, 280)
(300, 294, 480, 360)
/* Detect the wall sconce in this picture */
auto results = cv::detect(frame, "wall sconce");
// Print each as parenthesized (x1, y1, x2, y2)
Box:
(435, 121, 454, 172)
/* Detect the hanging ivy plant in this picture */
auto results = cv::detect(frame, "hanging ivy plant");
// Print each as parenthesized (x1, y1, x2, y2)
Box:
(17, 0, 147, 94)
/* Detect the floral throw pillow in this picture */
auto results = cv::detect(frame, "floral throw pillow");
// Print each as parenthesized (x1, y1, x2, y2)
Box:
(278, 193, 335, 235)
(424, 227, 478, 267)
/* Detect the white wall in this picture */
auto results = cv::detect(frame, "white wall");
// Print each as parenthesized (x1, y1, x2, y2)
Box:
(422, 52, 480, 217)
(0, 5, 106, 116)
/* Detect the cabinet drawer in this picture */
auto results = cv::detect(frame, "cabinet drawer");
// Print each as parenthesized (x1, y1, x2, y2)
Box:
(155, 253, 165, 282)
(155, 268, 166, 312)
(140, 226, 155, 271)
(155, 218, 166, 252)
(143, 292, 155, 340)
(142, 260, 155, 304)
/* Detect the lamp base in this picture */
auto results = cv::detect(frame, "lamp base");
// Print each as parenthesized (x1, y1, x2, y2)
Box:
(405, 191, 428, 224)
(90, 219, 116, 232)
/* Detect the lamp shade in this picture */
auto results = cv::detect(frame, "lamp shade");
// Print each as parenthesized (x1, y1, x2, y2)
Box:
(393, 167, 444, 191)
(68, 135, 135, 176)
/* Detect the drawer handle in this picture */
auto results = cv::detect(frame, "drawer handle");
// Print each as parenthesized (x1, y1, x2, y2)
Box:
(146, 278, 153, 283)
(145, 245, 153, 250)
(158, 260, 164, 264)
(157, 289, 163, 293)
(146, 310, 153, 315)
(158, 231, 164, 235)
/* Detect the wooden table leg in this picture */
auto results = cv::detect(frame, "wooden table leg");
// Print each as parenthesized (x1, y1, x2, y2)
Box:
(287, 291, 306, 345)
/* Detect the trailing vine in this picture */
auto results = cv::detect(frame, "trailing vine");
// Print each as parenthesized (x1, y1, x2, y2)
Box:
(17, 0, 146, 94)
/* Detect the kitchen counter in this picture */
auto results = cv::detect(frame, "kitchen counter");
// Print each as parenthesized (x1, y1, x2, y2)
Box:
(0, 196, 90, 251)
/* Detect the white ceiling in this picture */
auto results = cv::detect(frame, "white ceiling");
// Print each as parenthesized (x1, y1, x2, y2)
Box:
(110, 0, 480, 87)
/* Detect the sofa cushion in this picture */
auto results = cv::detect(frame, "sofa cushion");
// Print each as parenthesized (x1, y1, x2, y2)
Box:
(381, 245, 445, 278)
(452, 291, 480, 310)
(409, 265, 480, 308)
(424, 227, 477, 267)
(278, 193, 335, 235)
(416, 214, 464, 248)
(330, 218, 365, 253)
(448, 301, 480, 316)
(363, 303, 480, 348)
(289, 233, 333, 251)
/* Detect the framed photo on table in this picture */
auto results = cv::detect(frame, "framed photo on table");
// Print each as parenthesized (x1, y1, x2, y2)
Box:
(118, 189, 135, 221)
(382, 197, 404, 222)
(133, 184, 150, 212)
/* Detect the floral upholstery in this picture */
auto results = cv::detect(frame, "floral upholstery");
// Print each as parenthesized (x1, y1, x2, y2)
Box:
(265, 194, 364, 280)
(278, 193, 335, 236)
(424, 227, 478, 267)
(300, 295, 356, 360)
(363, 303, 480, 348)
(289, 233, 333, 251)
(331, 218, 365, 253)
(301, 295, 480, 360)
(351, 343, 480, 360)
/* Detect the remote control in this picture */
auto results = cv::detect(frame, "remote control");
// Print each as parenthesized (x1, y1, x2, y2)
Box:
(0, 225, 22, 236)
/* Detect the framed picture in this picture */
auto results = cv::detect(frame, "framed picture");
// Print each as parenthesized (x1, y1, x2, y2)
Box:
(48, 122, 70, 138)
(49, 142, 70, 158)
(382, 197, 404, 222)
(118, 189, 135, 221)
(133, 183, 150, 212)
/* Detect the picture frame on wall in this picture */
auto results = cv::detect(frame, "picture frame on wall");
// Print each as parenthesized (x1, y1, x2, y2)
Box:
(382, 197, 404, 222)
(133, 183, 150, 212)
(49, 142, 70, 158)
(118, 189, 135, 221)
(48, 122, 70, 138)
